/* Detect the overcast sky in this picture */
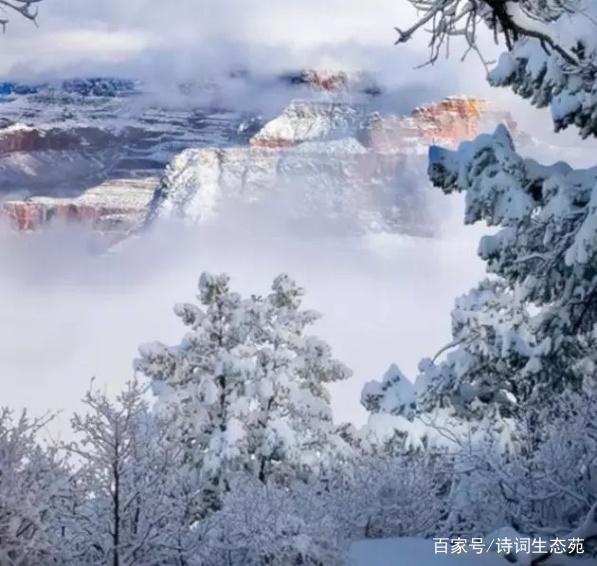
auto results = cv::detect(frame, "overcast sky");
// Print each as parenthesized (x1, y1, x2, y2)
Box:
(3, 0, 417, 71)
(1, 0, 504, 98)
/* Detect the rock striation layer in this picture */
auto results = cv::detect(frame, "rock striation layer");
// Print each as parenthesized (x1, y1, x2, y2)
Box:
(1, 177, 157, 235)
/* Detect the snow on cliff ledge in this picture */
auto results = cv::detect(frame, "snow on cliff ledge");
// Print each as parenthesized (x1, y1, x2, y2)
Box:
(147, 96, 519, 237)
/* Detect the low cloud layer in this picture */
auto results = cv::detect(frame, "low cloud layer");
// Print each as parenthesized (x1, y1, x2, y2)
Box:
(0, 193, 487, 435)
(0, 0, 503, 100)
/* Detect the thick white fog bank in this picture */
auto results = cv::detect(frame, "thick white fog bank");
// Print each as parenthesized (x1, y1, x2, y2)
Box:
(0, 197, 488, 434)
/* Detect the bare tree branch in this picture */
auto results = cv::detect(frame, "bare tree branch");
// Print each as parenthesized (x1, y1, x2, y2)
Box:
(396, 0, 584, 68)
(0, 0, 43, 31)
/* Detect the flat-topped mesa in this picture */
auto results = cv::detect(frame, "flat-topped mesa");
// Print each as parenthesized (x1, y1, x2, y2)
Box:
(1, 178, 157, 234)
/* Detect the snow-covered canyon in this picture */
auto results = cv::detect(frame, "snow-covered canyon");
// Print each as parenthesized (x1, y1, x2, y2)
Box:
(0, 72, 520, 243)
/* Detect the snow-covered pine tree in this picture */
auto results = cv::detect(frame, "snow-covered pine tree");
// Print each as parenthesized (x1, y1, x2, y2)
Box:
(361, 364, 416, 419)
(249, 274, 353, 484)
(387, 0, 597, 420)
(422, 126, 597, 412)
(360, 364, 429, 454)
(135, 272, 352, 510)
(389, 0, 597, 551)
(416, 278, 538, 419)
(136, 272, 255, 511)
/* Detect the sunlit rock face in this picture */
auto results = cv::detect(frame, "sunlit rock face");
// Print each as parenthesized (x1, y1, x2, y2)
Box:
(149, 96, 519, 236)
(250, 96, 518, 152)
(364, 97, 519, 152)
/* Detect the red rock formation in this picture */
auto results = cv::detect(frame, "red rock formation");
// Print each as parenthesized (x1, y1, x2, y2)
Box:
(250, 96, 519, 151)
(365, 97, 518, 152)
(2, 201, 43, 231)
(279, 70, 380, 94)
(302, 70, 350, 91)
(0, 178, 157, 233)
(3, 202, 129, 230)
(412, 97, 489, 138)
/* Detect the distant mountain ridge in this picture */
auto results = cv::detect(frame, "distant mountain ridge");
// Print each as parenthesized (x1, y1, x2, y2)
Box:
(0, 70, 380, 102)
(0, 78, 140, 99)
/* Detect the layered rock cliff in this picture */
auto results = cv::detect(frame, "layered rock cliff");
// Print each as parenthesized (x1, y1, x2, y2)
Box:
(2, 178, 156, 235)
(147, 96, 520, 236)
(148, 137, 430, 235)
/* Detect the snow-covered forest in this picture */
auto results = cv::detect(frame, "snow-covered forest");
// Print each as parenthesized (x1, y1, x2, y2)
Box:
(3, 0, 597, 565)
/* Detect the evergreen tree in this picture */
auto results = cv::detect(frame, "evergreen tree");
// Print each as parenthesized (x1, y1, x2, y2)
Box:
(135, 272, 352, 511)
(385, 0, 597, 554)
(389, 0, 597, 419)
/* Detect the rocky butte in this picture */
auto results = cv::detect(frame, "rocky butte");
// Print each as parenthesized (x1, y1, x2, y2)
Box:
(0, 73, 521, 239)
(147, 96, 520, 236)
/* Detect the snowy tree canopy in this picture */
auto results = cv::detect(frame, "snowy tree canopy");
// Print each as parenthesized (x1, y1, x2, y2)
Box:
(427, 125, 597, 404)
(0, 409, 67, 566)
(61, 380, 202, 565)
(135, 271, 353, 508)
(365, 123, 597, 423)
(416, 278, 532, 417)
(398, 1, 597, 137)
(362, 363, 416, 419)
